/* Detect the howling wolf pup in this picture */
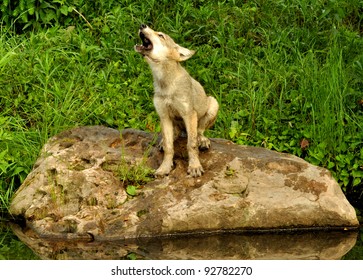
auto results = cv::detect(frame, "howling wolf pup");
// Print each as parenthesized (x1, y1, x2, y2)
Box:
(134, 24, 219, 177)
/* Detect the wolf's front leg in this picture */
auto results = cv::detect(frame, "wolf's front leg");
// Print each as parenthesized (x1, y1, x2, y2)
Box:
(155, 116, 174, 177)
(184, 111, 204, 177)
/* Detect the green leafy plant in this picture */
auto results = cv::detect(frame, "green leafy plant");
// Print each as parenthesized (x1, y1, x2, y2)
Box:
(126, 185, 137, 196)
(117, 157, 154, 197)
(101, 152, 154, 197)
(0, 0, 76, 30)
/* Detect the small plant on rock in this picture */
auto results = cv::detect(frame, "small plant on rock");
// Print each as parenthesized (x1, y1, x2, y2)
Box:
(117, 155, 154, 197)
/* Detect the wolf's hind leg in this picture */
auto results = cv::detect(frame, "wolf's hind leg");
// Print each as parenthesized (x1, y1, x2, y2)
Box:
(197, 96, 219, 150)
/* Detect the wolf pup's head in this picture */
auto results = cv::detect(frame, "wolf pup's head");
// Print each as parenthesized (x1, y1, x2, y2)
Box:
(134, 24, 195, 63)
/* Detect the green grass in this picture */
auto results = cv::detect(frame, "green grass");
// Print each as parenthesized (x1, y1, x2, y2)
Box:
(0, 222, 39, 259)
(1, 0, 363, 213)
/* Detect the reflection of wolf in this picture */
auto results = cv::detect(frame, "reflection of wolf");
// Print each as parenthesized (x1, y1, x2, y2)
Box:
(135, 24, 219, 177)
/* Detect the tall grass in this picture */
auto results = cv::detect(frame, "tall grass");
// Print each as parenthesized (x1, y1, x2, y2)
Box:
(1, 0, 363, 212)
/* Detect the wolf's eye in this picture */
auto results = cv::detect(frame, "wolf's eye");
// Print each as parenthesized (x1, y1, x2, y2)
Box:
(158, 33, 165, 39)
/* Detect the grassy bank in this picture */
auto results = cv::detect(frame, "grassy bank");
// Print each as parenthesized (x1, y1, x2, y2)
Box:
(1, 0, 363, 214)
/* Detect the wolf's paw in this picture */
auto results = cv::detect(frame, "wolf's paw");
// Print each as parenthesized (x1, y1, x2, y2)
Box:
(154, 162, 173, 178)
(187, 164, 204, 177)
(198, 136, 211, 150)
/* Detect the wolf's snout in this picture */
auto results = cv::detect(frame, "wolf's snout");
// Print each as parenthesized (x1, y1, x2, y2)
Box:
(135, 25, 153, 54)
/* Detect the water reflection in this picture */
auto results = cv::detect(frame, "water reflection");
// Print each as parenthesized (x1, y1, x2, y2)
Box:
(9, 223, 358, 260)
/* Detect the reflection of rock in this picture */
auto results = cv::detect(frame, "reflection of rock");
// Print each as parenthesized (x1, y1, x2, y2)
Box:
(11, 224, 357, 260)
(10, 126, 359, 241)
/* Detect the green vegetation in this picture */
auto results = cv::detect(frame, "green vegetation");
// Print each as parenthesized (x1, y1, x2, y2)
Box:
(342, 231, 363, 259)
(0, 224, 39, 259)
(1, 0, 363, 215)
(117, 157, 154, 197)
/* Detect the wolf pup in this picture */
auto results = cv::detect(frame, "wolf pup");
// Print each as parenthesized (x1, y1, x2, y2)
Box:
(134, 24, 219, 177)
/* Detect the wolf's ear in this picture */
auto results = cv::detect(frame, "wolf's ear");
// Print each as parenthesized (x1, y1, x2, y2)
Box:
(176, 45, 195, 61)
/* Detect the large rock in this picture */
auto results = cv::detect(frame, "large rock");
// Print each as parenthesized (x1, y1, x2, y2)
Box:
(10, 126, 359, 241)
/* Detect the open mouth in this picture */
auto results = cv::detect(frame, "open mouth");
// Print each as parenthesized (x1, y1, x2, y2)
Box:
(136, 32, 153, 52)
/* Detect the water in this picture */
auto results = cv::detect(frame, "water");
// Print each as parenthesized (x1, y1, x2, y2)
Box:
(1, 222, 362, 260)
